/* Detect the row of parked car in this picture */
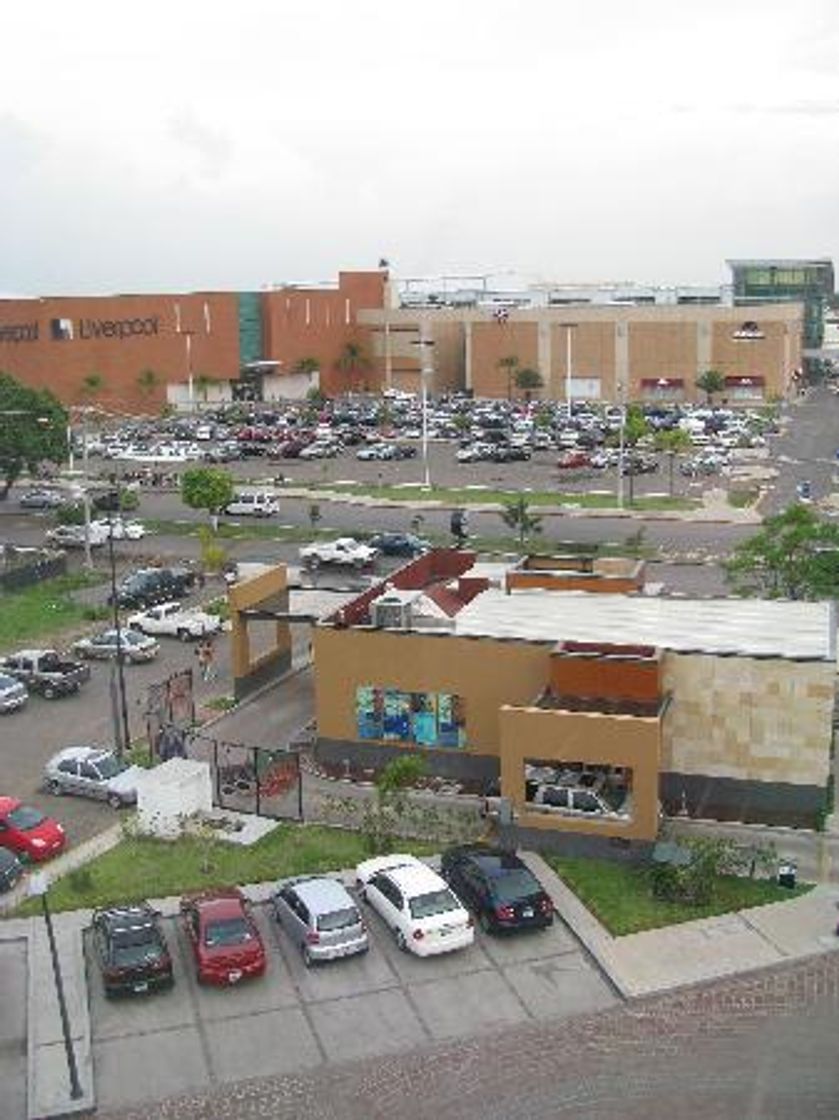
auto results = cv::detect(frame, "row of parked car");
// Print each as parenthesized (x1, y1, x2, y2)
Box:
(88, 845, 554, 996)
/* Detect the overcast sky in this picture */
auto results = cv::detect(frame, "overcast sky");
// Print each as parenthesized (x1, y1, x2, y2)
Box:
(2, 0, 838, 296)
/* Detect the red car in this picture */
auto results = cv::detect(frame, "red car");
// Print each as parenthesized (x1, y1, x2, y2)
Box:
(0, 796, 66, 862)
(180, 889, 267, 986)
(556, 450, 591, 469)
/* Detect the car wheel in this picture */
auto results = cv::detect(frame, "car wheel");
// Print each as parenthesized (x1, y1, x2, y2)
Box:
(302, 946, 314, 968)
(356, 882, 367, 902)
(46, 778, 64, 796)
(42, 685, 57, 700)
(177, 629, 190, 642)
(394, 928, 408, 952)
(107, 793, 123, 810)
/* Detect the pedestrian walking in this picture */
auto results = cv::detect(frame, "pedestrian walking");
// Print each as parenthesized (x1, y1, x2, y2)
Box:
(197, 637, 217, 682)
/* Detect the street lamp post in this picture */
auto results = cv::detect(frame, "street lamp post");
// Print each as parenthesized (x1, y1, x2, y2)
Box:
(27, 873, 84, 1102)
(106, 501, 130, 756)
(617, 381, 626, 510)
(411, 336, 435, 490)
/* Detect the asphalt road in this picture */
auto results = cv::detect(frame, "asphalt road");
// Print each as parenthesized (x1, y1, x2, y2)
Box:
(96, 953, 839, 1120)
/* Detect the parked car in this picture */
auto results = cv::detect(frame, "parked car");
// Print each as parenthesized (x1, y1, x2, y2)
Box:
(440, 844, 554, 934)
(180, 888, 267, 986)
(89, 517, 147, 541)
(0, 649, 90, 699)
(299, 537, 378, 569)
(366, 532, 430, 557)
(127, 601, 222, 641)
(0, 847, 24, 894)
(272, 875, 369, 966)
(91, 903, 174, 997)
(73, 628, 160, 663)
(44, 746, 144, 808)
(111, 566, 195, 608)
(0, 797, 66, 862)
(355, 854, 474, 957)
(45, 524, 108, 549)
(0, 672, 28, 713)
(224, 492, 280, 517)
(18, 489, 65, 510)
(356, 443, 395, 461)
(556, 450, 591, 470)
(528, 782, 630, 820)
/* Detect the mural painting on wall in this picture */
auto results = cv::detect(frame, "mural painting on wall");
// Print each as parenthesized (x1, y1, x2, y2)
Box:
(356, 686, 466, 748)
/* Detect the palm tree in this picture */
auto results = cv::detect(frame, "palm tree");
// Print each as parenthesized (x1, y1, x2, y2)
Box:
(136, 368, 160, 401)
(514, 367, 543, 402)
(497, 355, 519, 399)
(79, 372, 105, 403)
(696, 369, 725, 405)
(337, 343, 368, 392)
(294, 356, 321, 379)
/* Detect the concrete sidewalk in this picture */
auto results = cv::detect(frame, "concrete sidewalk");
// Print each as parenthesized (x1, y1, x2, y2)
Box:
(522, 851, 839, 999)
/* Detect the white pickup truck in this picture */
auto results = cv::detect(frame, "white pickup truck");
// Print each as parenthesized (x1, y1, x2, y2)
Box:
(299, 537, 378, 570)
(126, 601, 222, 641)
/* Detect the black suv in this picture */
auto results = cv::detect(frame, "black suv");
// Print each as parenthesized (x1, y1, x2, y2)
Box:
(440, 844, 554, 934)
(111, 566, 195, 608)
(91, 903, 174, 996)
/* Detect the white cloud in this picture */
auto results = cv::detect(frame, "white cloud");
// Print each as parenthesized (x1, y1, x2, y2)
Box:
(1, 0, 837, 292)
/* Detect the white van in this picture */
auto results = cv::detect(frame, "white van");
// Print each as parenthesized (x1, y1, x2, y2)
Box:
(224, 492, 280, 518)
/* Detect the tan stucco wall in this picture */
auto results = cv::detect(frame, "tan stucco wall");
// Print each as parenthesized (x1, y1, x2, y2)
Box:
(314, 627, 550, 752)
(229, 565, 290, 681)
(499, 706, 662, 840)
(662, 653, 834, 786)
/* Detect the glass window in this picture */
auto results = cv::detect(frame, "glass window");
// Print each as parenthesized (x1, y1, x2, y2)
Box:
(317, 907, 360, 932)
(6, 805, 45, 830)
(204, 918, 252, 947)
(408, 888, 460, 920)
(355, 686, 465, 748)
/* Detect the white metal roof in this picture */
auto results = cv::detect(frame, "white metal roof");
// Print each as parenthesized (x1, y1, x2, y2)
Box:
(453, 590, 835, 660)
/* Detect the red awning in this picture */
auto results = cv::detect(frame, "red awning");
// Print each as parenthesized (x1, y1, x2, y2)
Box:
(724, 376, 765, 387)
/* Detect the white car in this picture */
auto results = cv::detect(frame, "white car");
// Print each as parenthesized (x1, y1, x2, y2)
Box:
(299, 537, 378, 569)
(90, 517, 147, 541)
(45, 524, 109, 549)
(127, 601, 222, 641)
(355, 854, 474, 957)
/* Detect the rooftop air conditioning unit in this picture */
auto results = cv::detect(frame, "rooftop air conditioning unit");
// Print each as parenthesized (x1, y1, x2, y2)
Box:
(371, 596, 413, 630)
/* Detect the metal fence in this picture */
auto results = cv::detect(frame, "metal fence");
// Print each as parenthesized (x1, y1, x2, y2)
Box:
(185, 729, 303, 821)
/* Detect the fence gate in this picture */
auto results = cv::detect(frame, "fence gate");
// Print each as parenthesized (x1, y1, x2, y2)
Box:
(185, 731, 303, 821)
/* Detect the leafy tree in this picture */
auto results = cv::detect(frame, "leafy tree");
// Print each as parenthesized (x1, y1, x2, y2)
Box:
(193, 374, 217, 404)
(361, 755, 428, 854)
(198, 525, 228, 575)
(500, 495, 543, 548)
(0, 372, 67, 498)
(650, 837, 745, 906)
(305, 386, 327, 405)
(180, 466, 234, 531)
(654, 428, 692, 454)
(696, 368, 725, 405)
(725, 504, 839, 599)
(337, 342, 368, 391)
(514, 367, 543, 401)
(136, 368, 161, 401)
(497, 355, 519, 398)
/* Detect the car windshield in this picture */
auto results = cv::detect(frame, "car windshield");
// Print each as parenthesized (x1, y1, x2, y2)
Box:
(112, 926, 163, 966)
(491, 868, 541, 904)
(204, 917, 252, 947)
(409, 888, 460, 920)
(0, 674, 20, 688)
(94, 755, 128, 780)
(6, 805, 45, 831)
(316, 906, 360, 932)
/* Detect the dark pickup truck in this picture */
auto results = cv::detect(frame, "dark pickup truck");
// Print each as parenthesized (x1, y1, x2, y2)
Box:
(0, 649, 91, 699)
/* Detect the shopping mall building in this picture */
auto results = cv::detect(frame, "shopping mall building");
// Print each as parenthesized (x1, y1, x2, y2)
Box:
(0, 258, 825, 413)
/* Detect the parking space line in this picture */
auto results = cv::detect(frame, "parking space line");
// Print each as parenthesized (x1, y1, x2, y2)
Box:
(260, 907, 329, 1065)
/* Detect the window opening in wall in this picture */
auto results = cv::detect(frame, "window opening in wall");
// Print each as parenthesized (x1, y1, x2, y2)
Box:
(523, 760, 633, 822)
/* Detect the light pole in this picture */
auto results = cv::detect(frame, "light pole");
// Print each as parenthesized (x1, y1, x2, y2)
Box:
(617, 381, 626, 510)
(565, 323, 577, 418)
(411, 335, 435, 489)
(106, 497, 130, 756)
(27, 873, 84, 1102)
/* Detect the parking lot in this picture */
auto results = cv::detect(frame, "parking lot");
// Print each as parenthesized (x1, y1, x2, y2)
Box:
(86, 898, 616, 1111)
(0, 938, 27, 1120)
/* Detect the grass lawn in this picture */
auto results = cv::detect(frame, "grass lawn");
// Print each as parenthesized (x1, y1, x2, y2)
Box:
(547, 855, 811, 936)
(308, 481, 698, 512)
(14, 825, 437, 916)
(0, 571, 107, 651)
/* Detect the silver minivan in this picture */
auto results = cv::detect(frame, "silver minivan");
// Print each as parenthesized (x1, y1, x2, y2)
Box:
(272, 876, 368, 966)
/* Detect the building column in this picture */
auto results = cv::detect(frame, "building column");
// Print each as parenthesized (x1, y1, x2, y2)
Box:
(696, 320, 712, 401)
(615, 319, 629, 401)
(464, 320, 473, 392)
(537, 320, 552, 398)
